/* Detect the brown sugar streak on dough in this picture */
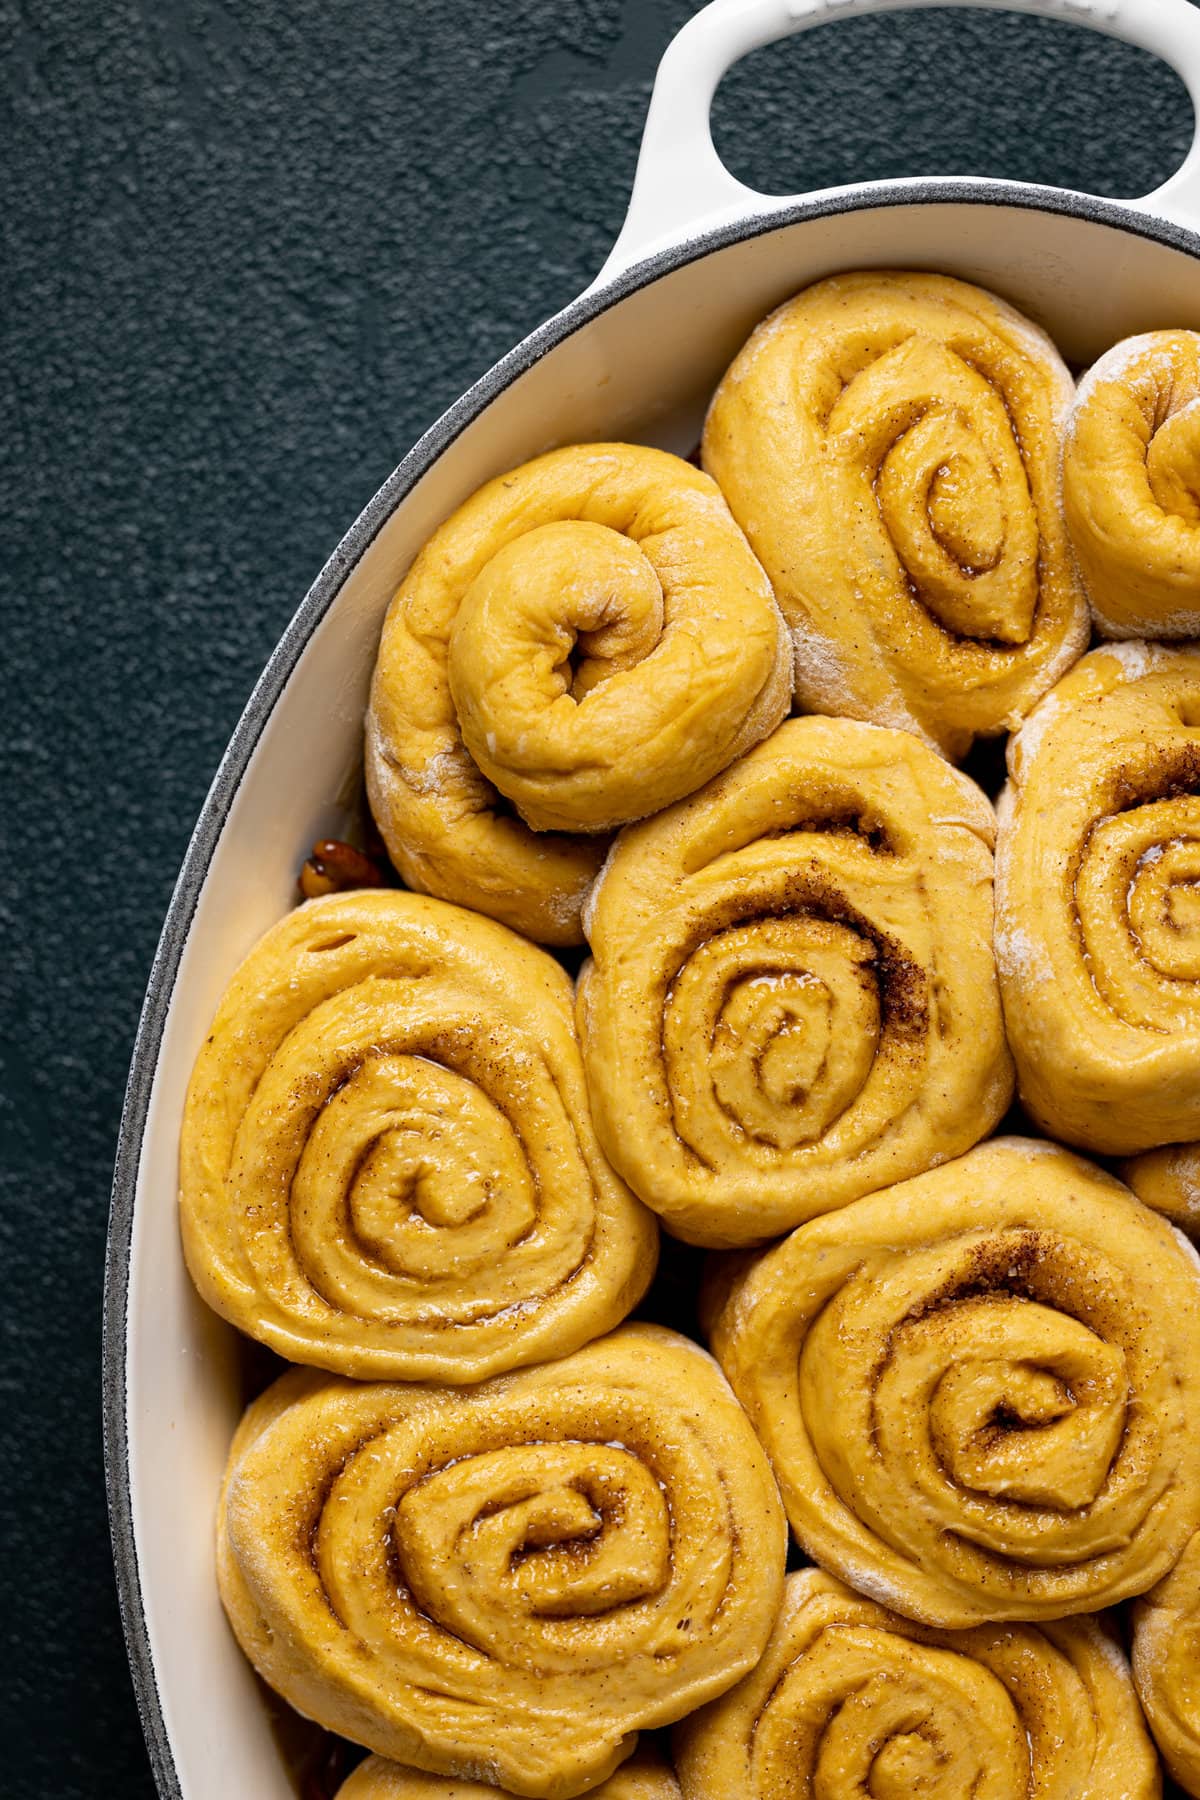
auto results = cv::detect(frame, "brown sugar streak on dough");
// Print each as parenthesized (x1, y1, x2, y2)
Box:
(217, 1327, 785, 1800)
(995, 643, 1200, 1154)
(706, 1138, 1200, 1628)
(1065, 331, 1200, 639)
(579, 717, 1011, 1247)
(703, 269, 1087, 757)
(674, 1568, 1159, 1799)
(180, 890, 656, 1381)
(365, 442, 790, 944)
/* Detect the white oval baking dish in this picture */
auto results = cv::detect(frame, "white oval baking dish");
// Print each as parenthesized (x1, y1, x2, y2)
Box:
(104, 1, 1200, 1794)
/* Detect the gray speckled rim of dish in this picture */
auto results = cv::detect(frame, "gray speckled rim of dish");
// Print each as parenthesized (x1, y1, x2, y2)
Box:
(102, 175, 1200, 1800)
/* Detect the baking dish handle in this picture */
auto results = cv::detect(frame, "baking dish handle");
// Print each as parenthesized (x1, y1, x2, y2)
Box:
(595, 0, 1200, 283)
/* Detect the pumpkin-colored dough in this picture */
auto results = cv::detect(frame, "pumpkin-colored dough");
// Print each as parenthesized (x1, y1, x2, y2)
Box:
(703, 269, 1088, 758)
(1064, 330, 1200, 639)
(995, 641, 1200, 1155)
(180, 890, 656, 1381)
(217, 1327, 786, 1800)
(365, 442, 790, 944)
(674, 1568, 1160, 1799)
(338, 1748, 680, 1800)
(1134, 1530, 1200, 1794)
(706, 1137, 1200, 1628)
(578, 716, 1012, 1247)
(1123, 1143, 1200, 1239)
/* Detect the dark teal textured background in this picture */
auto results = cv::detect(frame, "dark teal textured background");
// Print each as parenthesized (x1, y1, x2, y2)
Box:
(2, 3, 1196, 1794)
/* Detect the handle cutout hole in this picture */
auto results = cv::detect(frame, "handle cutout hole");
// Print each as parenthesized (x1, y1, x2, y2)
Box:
(711, 7, 1192, 199)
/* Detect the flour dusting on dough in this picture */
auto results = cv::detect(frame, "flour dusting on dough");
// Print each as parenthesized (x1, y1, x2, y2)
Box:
(791, 625, 928, 742)
(1094, 603, 1200, 641)
(581, 834, 625, 942)
(1084, 1618, 1136, 1681)
(1010, 688, 1063, 770)
(1071, 333, 1169, 416)
(545, 884, 585, 936)
(790, 625, 860, 719)
(994, 922, 1053, 987)
(993, 783, 1018, 836)
(403, 745, 469, 796)
(1099, 640, 1170, 682)
(831, 1558, 912, 1618)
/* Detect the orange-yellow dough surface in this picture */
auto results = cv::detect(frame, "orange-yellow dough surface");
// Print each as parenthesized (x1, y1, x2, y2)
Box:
(675, 1569, 1160, 1799)
(703, 269, 1087, 758)
(1134, 1530, 1200, 1794)
(578, 716, 1012, 1247)
(1064, 330, 1200, 639)
(1124, 1142, 1200, 1239)
(337, 1748, 680, 1800)
(365, 442, 790, 943)
(706, 1138, 1200, 1628)
(180, 890, 656, 1380)
(995, 642, 1200, 1155)
(217, 1326, 786, 1800)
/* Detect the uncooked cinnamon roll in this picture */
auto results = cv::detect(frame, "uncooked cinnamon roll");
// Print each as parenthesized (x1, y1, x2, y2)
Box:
(180, 890, 656, 1380)
(218, 1327, 786, 1800)
(338, 1748, 680, 1799)
(706, 1138, 1200, 1628)
(704, 269, 1088, 758)
(1134, 1530, 1200, 1794)
(995, 641, 1200, 1154)
(1064, 330, 1200, 638)
(675, 1568, 1160, 1799)
(578, 716, 1012, 1247)
(365, 442, 790, 944)
(1124, 1143, 1200, 1239)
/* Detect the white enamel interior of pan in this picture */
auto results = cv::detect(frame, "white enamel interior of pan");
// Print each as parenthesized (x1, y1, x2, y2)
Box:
(124, 195, 1200, 1798)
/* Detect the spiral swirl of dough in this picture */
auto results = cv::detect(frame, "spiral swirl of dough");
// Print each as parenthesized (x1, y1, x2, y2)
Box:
(578, 716, 1012, 1247)
(1134, 1530, 1200, 1794)
(217, 1327, 786, 1800)
(706, 1138, 1200, 1628)
(996, 642, 1200, 1155)
(674, 1568, 1160, 1800)
(180, 891, 656, 1380)
(703, 269, 1088, 758)
(337, 1748, 680, 1800)
(365, 443, 790, 944)
(1064, 330, 1200, 639)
